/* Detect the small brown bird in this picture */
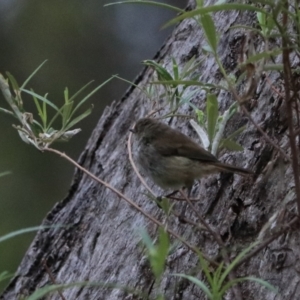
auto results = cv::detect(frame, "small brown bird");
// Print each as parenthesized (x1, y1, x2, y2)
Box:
(132, 118, 253, 192)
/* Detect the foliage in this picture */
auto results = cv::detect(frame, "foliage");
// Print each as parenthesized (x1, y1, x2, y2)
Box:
(0, 61, 114, 150)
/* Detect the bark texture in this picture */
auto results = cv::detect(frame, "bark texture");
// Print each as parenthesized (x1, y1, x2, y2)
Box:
(2, 1, 300, 299)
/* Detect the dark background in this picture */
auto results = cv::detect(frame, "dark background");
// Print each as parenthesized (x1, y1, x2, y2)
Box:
(0, 0, 184, 291)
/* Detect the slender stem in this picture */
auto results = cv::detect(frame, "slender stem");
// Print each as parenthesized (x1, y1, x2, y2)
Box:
(179, 191, 243, 300)
(45, 147, 217, 265)
(282, 2, 300, 215)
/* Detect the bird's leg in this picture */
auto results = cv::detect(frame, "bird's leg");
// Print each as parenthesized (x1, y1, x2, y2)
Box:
(178, 188, 192, 223)
(155, 190, 179, 208)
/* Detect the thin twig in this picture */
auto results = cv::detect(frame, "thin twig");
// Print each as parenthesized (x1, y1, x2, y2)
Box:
(282, 4, 300, 214)
(45, 147, 216, 265)
(179, 191, 243, 300)
(42, 259, 67, 300)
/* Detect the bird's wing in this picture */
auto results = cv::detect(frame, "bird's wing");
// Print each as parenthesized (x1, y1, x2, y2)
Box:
(153, 130, 218, 163)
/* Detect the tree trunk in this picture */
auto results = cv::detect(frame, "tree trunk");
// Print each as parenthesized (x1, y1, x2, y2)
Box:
(2, 1, 300, 299)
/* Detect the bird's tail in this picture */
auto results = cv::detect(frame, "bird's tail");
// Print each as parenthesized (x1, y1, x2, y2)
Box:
(213, 162, 254, 176)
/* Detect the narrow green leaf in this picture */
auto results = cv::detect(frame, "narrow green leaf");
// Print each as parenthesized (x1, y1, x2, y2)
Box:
(0, 226, 62, 243)
(139, 228, 154, 250)
(64, 107, 92, 131)
(112, 75, 151, 98)
(70, 76, 114, 118)
(219, 242, 258, 286)
(21, 88, 60, 111)
(32, 94, 46, 128)
(182, 58, 204, 79)
(6, 72, 20, 93)
(199, 254, 214, 286)
(64, 87, 69, 104)
(47, 107, 65, 131)
(242, 277, 278, 293)
(143, 60, 173, 81)
(61, 101, 74, 128)
(221, 276, 277, 296)
(5, 72, 22, 106)
(172, 57, 179, 80)
(220, 139, 243, 151)
(242, 49, 282, 64)
(68, 80, 94, 102)
(225, 125, 246, 141)
(206, 93, 218, 143)
(0, 107, 16, 118)
(173, 274, 213, 299)
(162, 4, 266, 28)
(181, 56, 196, 76)
(257, 12, 266, 28)
(152, 227, 169, 279)
(21, 60, 48, 89)
(202, 44, 214, 54)
(0, 171, 11, 178)
(0, 271, 13, 283)
(196, 0, 204, 7)
(42, 98, 47, 127)
(104, 1, 184, 13)
(150, 79, 218, 89)
(263, 64, 284, 71)
(200, 14, 218, 53)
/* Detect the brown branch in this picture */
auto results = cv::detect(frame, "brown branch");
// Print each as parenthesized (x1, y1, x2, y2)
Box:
(179, 191, 243, 300)
(44, 147, 217, 265)
(42, 259, 67, 300)
(282, 3, 300, 215)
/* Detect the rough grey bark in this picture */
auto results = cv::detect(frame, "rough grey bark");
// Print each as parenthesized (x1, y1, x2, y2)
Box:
(2, 1, 300, 299)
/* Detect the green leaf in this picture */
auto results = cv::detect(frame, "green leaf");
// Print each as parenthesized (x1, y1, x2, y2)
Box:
(64, 87, 69, 103)
(0, 107, 16, 118)
(21, 60, 48, 89)
(5, 72, 22, 106)
(68, 80, 94, 102)
(263, 64, 284, 71)
(21, 88, 60, 112)
(172, 57, 179, 80)
(206, 93, 218, 143)
(220, 139, 243, 151)
(0, 171, 11, 178)
(202, 44, 214, 54)
(220, 276, 278, 296)
(61, 101, 74, 128)
(150, 79, 218, 89)
(200, 13, 218, 53)
(242, 48, 282, 65)
(219, 242, 258, 286)
(0, 271, 13, 283)
(139, 228, 155, 250)
(151, 227, 169, 279)
(181, 56, 196, 77)
(173, 274, 213, 299)
(0, 226, 63, 243)
(64, 106, 93, 131)
(6, 72, 20, 93)
(143, 60, 173, 82)
(104, 1, 184, 13)
(70, 76, 114, 118)
(32, 94, 47, 129)
(225, 125, 246, 141)
(162, 4, 266, 29)
(242, 277, 278, 293)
